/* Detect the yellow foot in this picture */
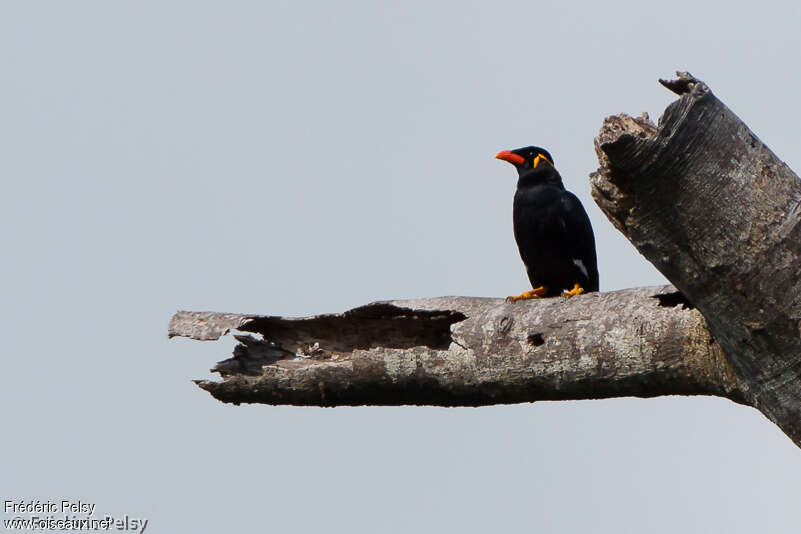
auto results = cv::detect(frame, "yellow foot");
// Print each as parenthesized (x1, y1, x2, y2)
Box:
(507, 285, 548, 302)
(561, 283, 585, 299)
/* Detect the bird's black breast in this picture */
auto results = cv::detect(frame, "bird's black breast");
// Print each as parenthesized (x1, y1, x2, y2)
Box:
(513, 184, 598, 295)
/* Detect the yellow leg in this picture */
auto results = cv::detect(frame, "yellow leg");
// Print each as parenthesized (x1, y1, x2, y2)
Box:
(561, 283, 584, 299)
(507, 285, 548, 302)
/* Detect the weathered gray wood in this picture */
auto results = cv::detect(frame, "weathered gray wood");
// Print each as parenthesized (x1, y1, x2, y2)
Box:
(169, 71, 801, 450)
(591, 71, 801, 447)
(169, 286, 746, 407)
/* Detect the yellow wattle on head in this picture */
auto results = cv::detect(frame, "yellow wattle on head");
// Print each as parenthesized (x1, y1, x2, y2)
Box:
(532, 152, 553, 169)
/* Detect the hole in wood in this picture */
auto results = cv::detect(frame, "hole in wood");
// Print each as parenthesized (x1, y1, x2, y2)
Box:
(653, 291, 694, 310)
(527, 333, 545, 346)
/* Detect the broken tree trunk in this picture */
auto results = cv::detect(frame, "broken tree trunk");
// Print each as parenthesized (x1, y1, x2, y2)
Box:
(169, 72, 801, 449)
(591, 72, 801, 447)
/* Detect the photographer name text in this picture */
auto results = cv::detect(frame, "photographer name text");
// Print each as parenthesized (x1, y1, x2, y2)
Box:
(3, 500, 147, 533)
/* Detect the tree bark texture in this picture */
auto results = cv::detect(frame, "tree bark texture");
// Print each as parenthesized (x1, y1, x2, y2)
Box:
(591, 72, 801, 447)
(170, 286, 746, 407)
(169, 72, 801, 449)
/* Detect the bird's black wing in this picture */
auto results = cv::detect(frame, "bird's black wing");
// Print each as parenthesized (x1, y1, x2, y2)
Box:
(557, 191, 599, 291)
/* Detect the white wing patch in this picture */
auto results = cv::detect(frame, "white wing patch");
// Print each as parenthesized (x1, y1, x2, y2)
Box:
(573, 258, 588, 279)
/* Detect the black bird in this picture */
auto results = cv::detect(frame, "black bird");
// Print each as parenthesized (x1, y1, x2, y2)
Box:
(495, 146, 598, 301)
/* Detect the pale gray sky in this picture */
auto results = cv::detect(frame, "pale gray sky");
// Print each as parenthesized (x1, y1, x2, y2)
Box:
(2, 1, 800, 532)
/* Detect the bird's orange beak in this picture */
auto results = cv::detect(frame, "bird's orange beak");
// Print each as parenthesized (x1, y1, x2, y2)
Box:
(495, 150, 526, 165)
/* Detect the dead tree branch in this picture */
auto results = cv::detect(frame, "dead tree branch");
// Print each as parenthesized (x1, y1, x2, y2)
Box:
(169, 71, 801, 449)
(170, 286, 745, 407)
